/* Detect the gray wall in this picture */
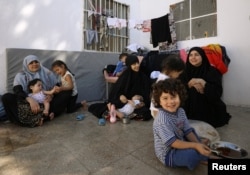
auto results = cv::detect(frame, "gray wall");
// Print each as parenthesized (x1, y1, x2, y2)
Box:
(6, 48, 118, 102)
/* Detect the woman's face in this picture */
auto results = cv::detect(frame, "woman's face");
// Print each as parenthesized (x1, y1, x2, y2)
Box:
(188, 50, 202, 67)
(130, 62, 140, 72)
(28, 60, 40, 73)
(159, 92, 180, 113)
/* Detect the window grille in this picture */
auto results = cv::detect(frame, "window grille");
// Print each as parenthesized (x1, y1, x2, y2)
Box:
(83, 0, 129, 52)
(171, 0, 217, 41)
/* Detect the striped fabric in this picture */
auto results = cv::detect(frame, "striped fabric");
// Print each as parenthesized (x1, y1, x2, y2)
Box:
(153, 107, 192, 165)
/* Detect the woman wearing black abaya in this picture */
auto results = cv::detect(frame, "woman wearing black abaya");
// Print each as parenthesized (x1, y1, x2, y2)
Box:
(184, 47, 231, 127)
(108, 54, 152, 121)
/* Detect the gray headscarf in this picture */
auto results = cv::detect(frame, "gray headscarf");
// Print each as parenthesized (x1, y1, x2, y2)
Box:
(13, 55, 57, 93)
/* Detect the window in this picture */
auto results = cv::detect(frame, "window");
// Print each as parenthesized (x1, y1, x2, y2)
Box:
(170, 0, 217, 41)
(83, 0, 129, 52)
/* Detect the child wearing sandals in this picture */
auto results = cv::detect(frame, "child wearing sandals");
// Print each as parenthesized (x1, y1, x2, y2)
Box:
(28, 78, 55, 124)
(151, 78, 219, 170)
(51, 60, 87, 114)
(107, 94, 144, 123)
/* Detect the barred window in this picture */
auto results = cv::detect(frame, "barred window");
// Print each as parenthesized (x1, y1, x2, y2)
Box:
(171, 0, 217, 41)
(83, 0, 129, 52)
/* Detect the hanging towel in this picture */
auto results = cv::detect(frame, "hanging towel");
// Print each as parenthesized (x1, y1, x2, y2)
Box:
(151, 14, 172, 48)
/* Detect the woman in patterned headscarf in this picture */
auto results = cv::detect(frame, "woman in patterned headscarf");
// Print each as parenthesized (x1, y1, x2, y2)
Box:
(184, 47, 231, 127)
(2, 55, 72, 127)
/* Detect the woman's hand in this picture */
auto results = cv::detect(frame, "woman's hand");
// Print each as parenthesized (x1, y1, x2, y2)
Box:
(193, 83, 204, 94)
(188, 78, 206, 94)
(26, 97, 40, 114)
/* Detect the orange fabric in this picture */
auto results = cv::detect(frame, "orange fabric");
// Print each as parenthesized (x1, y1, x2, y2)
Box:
(202, 44, 228, 74)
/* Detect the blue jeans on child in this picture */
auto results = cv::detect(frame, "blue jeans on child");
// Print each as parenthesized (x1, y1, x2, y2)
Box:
(166, 148, 208, 170)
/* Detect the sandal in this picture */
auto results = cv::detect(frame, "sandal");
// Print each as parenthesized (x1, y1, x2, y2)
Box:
(98, 118, 106, 126)
(37, 118, 44, 126)
(76, 114, 85, 121)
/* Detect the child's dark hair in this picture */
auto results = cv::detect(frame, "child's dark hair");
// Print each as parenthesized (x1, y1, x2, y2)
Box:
(119, 53, 128, 60)
(51, 60, 74, 75)
(161, 55, 185, 75)
(27, 78, 42, 93)
(151, 78, 187, 108)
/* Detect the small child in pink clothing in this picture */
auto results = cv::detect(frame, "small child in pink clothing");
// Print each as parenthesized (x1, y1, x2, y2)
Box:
(28, 78, 55, 121)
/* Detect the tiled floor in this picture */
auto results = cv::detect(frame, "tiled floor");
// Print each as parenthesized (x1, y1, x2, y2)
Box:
(0, 105, 249, 175)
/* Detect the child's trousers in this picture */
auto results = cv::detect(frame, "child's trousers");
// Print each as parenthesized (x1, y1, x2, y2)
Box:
(168, 148, 208, 170)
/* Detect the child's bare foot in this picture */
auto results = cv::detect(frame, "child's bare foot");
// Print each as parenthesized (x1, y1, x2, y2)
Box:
(49, 113, 54, 120)
(81, 100, 88, 110)
(43, 110, 49, 117)
(110, 104, 116, 123)
(37, 118, 44, 126)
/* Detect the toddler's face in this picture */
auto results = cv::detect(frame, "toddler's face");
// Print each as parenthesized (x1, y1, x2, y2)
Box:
(168, 70, 183, 79)
(159, 92, 180, 113)
(30, 81, 43, 93)
(120, 56, 127, 63)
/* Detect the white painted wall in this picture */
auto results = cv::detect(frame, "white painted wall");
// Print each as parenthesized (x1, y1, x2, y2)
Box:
(0, 0, 249, 107)
(126, 0, 250, 107)
(0, 0, 83, 94)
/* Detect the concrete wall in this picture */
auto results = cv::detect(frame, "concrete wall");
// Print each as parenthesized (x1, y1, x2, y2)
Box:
(0, 0, 83, 94)
(119, 0, 250, 107)
(0, 0, 249, 107)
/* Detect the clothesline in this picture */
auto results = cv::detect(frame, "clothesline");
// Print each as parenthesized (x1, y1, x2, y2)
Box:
(87, 9, 169, 31)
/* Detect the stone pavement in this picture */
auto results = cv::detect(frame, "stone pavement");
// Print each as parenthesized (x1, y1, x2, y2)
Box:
(0, 105, 249, 175)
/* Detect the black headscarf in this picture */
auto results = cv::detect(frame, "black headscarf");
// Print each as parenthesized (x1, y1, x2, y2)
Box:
(109, 55, 151, 107)
(186, 47, 211, 81)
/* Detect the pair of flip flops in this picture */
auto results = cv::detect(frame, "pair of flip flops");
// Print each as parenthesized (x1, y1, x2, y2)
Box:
(76, 114, 85, 121)
(98, 118, 106, 126)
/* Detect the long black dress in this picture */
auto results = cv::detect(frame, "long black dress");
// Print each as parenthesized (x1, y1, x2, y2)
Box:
(88, 55, 152, 120)
(108, 55, 152, 120)
(184, 47, 231, 127)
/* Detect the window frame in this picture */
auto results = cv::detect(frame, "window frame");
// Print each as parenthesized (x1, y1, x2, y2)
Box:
(83, 0, 129, 53)
(171, 0, 217, 41)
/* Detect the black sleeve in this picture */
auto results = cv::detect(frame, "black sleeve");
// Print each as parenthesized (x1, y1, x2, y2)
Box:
(204, 68, 223, 101)
(13, 85, 28, 100)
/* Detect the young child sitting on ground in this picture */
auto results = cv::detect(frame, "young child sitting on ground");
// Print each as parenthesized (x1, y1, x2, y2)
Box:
(51, 60, 87, 113)
(28, 78, 55, 124)
(151, 78, 219, 170)
(107, 94, 144, 123)
(150, 55, 185, 118)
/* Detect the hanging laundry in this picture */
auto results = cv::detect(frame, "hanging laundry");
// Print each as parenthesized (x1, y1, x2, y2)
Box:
(107, 17, 119, 28)
(86, 29, 98, 45)
(99, 16, 109, 49)
(151, 14, 172, 48)
(87, 10, 94, 18)
(142, 20, 151, 32)
(128, 19, 143, 30)
(117, 19, 127, 29)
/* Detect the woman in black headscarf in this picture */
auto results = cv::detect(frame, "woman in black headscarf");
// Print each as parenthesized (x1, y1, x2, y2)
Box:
(108, 54, 152, 120)
(184, 47, 231, 127)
